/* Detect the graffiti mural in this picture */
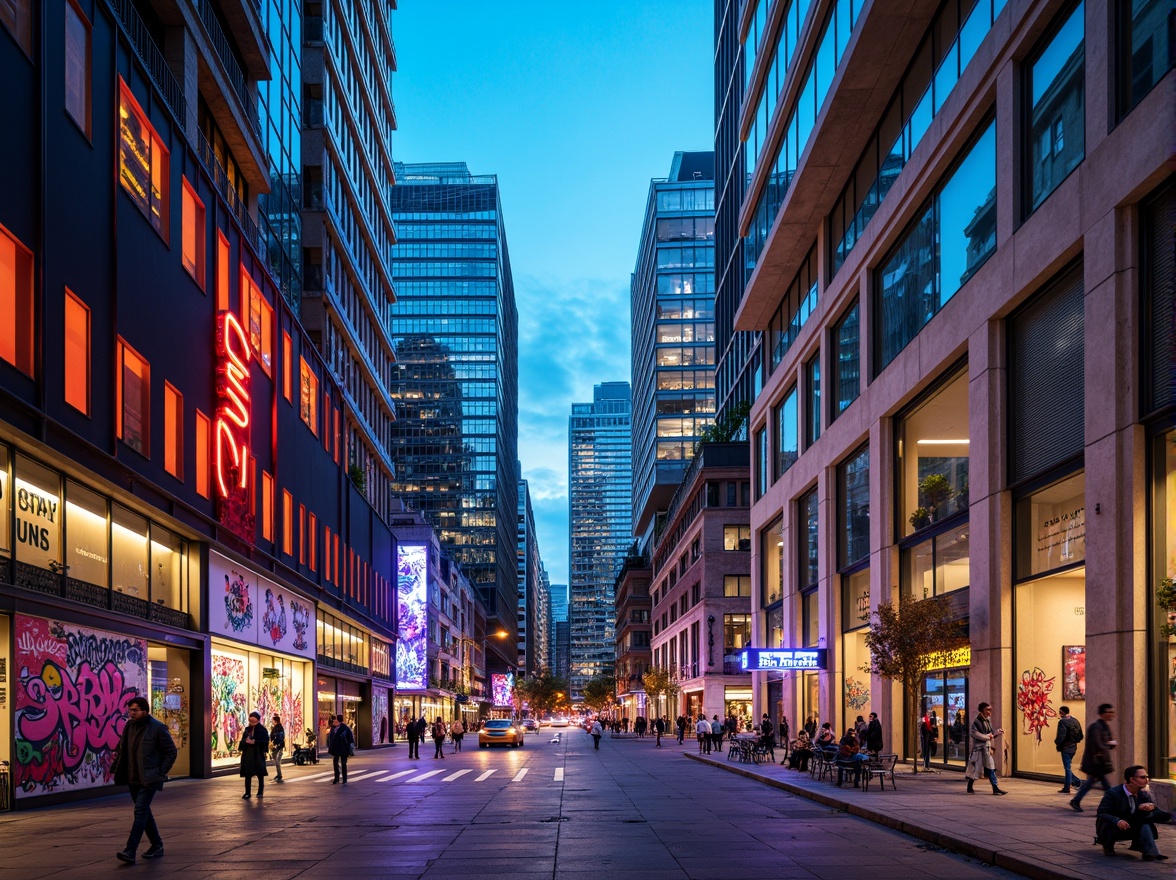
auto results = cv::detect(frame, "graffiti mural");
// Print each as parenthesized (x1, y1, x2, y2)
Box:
(396, 544, 428, 689)
(207, 552, 316, 659)
(844, 676, 870, 711)
(211, 652, 248, 760)
(250, 671, 304, 734)
(1016, 666, 1058, 744)
(13, 615, 147, 797)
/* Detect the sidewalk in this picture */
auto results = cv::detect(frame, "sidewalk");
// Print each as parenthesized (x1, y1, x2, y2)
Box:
(686, 752, 1169, 880)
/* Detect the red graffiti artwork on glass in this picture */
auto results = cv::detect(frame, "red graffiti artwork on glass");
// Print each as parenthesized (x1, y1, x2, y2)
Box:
(1015, 666, 1057, 744)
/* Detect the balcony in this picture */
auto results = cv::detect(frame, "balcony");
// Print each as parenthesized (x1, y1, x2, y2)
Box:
(9, 560, 191, 630)
(191, 0, 260, 137)
(197, 129, 265, 260)
(109, 0, 186, 124)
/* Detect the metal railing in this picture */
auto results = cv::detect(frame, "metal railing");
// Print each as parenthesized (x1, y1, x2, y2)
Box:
(109, 0, 187, 124)
(192, 0, 260, 136)
(196, 129, 265, 259)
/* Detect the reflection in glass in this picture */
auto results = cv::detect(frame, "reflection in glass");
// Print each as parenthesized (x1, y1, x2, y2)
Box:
(800, 489, 819, 590)
(1027, 3, 1085, 212)
(66, 481, 109, 588)
(840, 446, 870, 567)
(151, 525, 184, 610)
(762, 516, 783, 607)
(802, 589, 819, 646)
(774, 386, 798, 480)
(806, 353, 821, 447)
(112, 505, 148, 597)
(1118, 0, 1172, 115)
(1015, 471, 1086, 579)
(833, 304, 860, 420)
(899, 370, 970, 535)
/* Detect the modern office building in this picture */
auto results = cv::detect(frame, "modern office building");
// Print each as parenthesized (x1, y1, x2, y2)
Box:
(0, 0, 398, 808)
(301, 0, 399, 521)
(386, 162, 520, 676)
(648, 444, 752, 724)
(614, 543, 652, 720)
(630, 151, 717, 540)
(727, 0, 1174, 789)
(569, 382, 632, 702)
(517, 476, 545, 674)
(549, 581, 570, 677)
(534, 565, 552, 674)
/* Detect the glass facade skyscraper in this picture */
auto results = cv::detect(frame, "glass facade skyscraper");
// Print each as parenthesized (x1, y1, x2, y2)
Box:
(387, 162, 520, 672)
(630, 151, 716, 536)
(569, 382, 632, 702)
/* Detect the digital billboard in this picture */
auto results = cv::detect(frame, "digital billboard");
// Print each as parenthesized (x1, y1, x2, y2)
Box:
(491, 672, 515, 707)
(739, 648, 828, 671)
(396, 544, 428, 689)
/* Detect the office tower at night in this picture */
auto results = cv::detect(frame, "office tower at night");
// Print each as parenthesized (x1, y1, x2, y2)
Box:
(517, 476, 545, 675)
(301, 1, 399, 520)
(387, 162, 520, 674)
(568, 382, 632, 702)
(630, 150, 716, 538)
(549, 581, 570, 678)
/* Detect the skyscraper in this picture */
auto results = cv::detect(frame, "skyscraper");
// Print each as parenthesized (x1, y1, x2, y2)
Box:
(301, 2, 399, 520)
(630, 151, 716, 538)
(549, 582, 571, 679)
(386, 162, 520, 673)
(568, 382, 632, 702)
(517, 476, 545, 675)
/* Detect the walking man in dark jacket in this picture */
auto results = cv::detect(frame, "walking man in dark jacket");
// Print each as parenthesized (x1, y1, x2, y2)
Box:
(406, 713, 421, 759)
(239, 711, 270, 799)
(1053, 705, 1083, 794)
(676, 715, 687, 744)
(1071, 703, 1117, 812)
(113, 696, 177, 864)
(865, 712, 884, 755)
(328, 714, 355, 784)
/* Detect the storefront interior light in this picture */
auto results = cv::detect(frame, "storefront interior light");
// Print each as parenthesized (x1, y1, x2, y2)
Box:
(916, 439, 970, 445)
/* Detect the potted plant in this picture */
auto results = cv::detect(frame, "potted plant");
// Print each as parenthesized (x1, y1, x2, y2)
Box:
(909, 507, 931, 530)
(919, 474, 953, 520)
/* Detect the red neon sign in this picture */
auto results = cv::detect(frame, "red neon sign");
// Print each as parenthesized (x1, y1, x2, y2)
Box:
(214, 311, 254, 538)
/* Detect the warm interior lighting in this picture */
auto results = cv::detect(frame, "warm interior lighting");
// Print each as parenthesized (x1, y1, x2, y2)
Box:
(916, 439, 970, 445)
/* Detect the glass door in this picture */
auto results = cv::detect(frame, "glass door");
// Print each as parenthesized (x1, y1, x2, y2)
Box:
(920, 674, 946, 767)
(944, 668, 969, 764)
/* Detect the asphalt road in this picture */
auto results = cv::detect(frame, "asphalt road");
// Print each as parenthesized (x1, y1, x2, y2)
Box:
(0, 728, 1026, 879)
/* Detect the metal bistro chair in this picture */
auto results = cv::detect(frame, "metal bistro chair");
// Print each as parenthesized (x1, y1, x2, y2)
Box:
(728, 739, 751, 763)
(863, 754, 898, 791)
(817, 747, 840, 782)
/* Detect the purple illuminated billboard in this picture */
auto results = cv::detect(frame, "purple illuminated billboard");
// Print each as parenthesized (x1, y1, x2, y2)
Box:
(396, 544, 428, 689)
(491, 672, 515, 707)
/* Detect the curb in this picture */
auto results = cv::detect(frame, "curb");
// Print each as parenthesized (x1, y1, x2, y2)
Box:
(684, 752, 1069, 880)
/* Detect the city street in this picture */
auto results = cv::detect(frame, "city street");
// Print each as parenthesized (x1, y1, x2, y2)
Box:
(0, 728, 1022, 879)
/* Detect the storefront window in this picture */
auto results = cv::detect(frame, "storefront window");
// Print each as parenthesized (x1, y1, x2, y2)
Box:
(761, 515, 783, 606)
(898, 369, 969, 536)
(799, 488, 818, 590)
(1015, 472, 1086, 580)
(766, 605, 783, 649)
(212, 645, 310, 768)
(66, 481, 108, 588)
(1154, 430, 1176, 782)
(904, 529, 970, 599)
(112, 504, 148, 598)
(840, 446, 870, 566)
(14, 455, 60, 574)
(0, 446, 10, 566)
(150, 524, 184, 610)
(843, 629, 871, 724)
(802, 589, 819, 647)
(842, 568, 869, 631)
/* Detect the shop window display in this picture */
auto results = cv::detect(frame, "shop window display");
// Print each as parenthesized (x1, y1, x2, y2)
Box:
(898, 369, 969, 536)
(14, 455, 60, 575)
(762, 515, 783, 606)
(1155, 430, 1176, 781)
(65, 481, 108, 589)
(212, 646, 309, 768)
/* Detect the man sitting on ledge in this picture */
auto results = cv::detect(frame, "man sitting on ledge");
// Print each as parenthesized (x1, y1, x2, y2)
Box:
(1095, 765, 1171, 861)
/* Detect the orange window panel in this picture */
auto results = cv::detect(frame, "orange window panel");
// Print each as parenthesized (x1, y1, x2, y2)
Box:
(308, 512, 317, 572)
(334, 534, 340, 585)
(0, 222, 35, 376)
(216, 232, 230, 311)
(117, 338, 150, 456)
(261, 471, 274, 542)
(163, 382, 183, 479)
(281, 489, 293, 556)
(299, 357, 318, 435)
(324, 525, 332, 581)
(181, 177, 206, 289)
(195, 409, 210, 498)
(247, 455, 256, 516)
(298, 503, 306, 565)
(334, 407, 341, 464)
(64, 288, 90, 414)
(118, 79, 169, 241)
(282, 331, 292, 402)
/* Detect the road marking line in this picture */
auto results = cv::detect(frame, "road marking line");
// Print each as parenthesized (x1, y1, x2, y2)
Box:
(343, 771, 385, 782)
(512, 768, 529, 782)
(286, 771, 334, 782)
(378, 770, 417, 782)
(442, 769, 473, 782)
(475, 769, 498, 781)
(406, 769, 446, 783)
(554, 767, 564, 782)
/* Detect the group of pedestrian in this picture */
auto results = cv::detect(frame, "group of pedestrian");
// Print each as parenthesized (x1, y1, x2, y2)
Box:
(403, 716, 468, 759)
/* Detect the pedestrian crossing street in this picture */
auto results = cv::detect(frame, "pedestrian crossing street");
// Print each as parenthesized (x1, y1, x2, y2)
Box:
(284, 765, 550, 785)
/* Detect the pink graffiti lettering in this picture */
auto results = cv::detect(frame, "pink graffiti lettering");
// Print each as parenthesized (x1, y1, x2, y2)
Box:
(17, 661, 136, 775)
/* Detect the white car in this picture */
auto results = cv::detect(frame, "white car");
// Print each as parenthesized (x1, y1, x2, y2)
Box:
(548, 717, 570, 728)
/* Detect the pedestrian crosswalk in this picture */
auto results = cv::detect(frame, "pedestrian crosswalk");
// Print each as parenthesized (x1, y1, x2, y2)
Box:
(284, 766, 563, 785)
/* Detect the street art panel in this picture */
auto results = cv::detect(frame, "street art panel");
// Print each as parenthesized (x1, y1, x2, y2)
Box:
(14, 615, 147, 797)
(208, 551, 315, 659)
(396, 544, 428, 689)
(211, 650, 248, 761)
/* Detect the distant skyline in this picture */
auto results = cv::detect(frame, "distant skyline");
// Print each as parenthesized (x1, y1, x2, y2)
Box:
(393, 2, 713, 584)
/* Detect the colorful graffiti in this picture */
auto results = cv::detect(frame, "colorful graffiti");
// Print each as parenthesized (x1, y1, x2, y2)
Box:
(1016, 666, 1058, 744)
(491, 672, 514, 707)
(211, 652, 247, 760)
(844, 676, 870, 711)
(250, 673, 303, 734)
(396, 544, 428, 689)
(14, 615, 147, 797)
(222, 569, 254, 634)
(262, 588, 287, 646)
(208, 552, 316, 659)
(291, 599, 311, 651)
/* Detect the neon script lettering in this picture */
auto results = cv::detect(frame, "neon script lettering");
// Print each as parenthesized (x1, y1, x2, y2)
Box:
(215, 311, 251, 499)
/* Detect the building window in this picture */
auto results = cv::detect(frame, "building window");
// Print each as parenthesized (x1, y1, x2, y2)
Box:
(904, 530, 970, 600)
(1117, 0, 1172, 118)
(839, 445, 870, 567)
(281, 489, 293, 555)
(308, 512, 317, 572)
(723, 525, 751, 551)
(242, 269, 272, 373)
(298, 503, 306, 565)
(0, 0, 32, 57)
(761, 515, 783, 607)
(831, 302, 859, 421)
(163, 382, 182, 479)
(724, 575, 751, 598)
(799, 487, 819, 591)
(774, 385, 798, 481)
(64, 288, 90, 414)
(801, 589, 819, 647)
(195, 410, 210, 498)
(0, 222, 34, 376)
(754, 427, 768, 498)
(216, 232, 230, 311)
(898, 368, 970, 536)
(64, 1, 91, 136)
(117, 339, 150, 456)
(181, 178, 205, 288)
(282, 331, 292, 402)
(805, 352, 821, 447)
(261, 471, 274, 542)
(118, 81, 169, 240)
(877, 120, 996, 370)
(300, 357, 318, 434)
(1026, 3, 1085, 214)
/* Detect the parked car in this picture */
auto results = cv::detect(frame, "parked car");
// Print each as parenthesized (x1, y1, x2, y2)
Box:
(548, 717, 570, 728)
(478, 718, 525, 748)
(521, 718, 540, 732)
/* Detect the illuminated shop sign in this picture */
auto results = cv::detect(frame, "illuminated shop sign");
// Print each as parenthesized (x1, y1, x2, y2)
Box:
(491, 672, 515, 707)
(396, 544, 428, 689)
(214, 311, 254, 540)
(740, 648, 828, 671)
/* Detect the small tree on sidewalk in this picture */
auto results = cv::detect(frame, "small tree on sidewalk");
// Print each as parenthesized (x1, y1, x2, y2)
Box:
(861, 592, 967, 773)
(641, 667, 680, 721)
(581, 674, 617, 715)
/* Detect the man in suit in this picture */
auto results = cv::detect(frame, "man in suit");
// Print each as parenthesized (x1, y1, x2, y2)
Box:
(1095, 765, 1171, 860)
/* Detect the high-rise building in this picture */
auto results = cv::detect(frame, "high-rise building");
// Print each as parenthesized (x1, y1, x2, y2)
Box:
(301, 1, 399, 521)
(614, 543, 651, 720)
(728, 0, 1175, 782)
(386, 162, 520, 674)
(630, 151, 717, 538)
(548, 581, 570, 678)
(535, 565, 552, 674)
(568, 382, 632, 702)
(517, 476, 545, 674)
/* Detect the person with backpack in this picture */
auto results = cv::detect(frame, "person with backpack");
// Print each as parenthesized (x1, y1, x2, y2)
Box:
(676, 715, 687, 744)
(431, 716, 447, 759)
(450, 718, 465, 753)
(1053, 705, 1083, 794)
(1071, 703, 1118, 812)
(269, 714, 286, 783)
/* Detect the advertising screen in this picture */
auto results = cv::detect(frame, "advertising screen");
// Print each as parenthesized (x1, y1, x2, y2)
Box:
(739, 648, 828, 671)
(396, 544, 428, 689)
(491, 672, 514, 707)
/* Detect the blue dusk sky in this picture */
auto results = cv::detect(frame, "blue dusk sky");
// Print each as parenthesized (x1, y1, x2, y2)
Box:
(393, 2, 713, 585)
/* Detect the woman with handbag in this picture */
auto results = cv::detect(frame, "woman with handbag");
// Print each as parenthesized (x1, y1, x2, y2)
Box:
(965, 701, 1007, 795)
